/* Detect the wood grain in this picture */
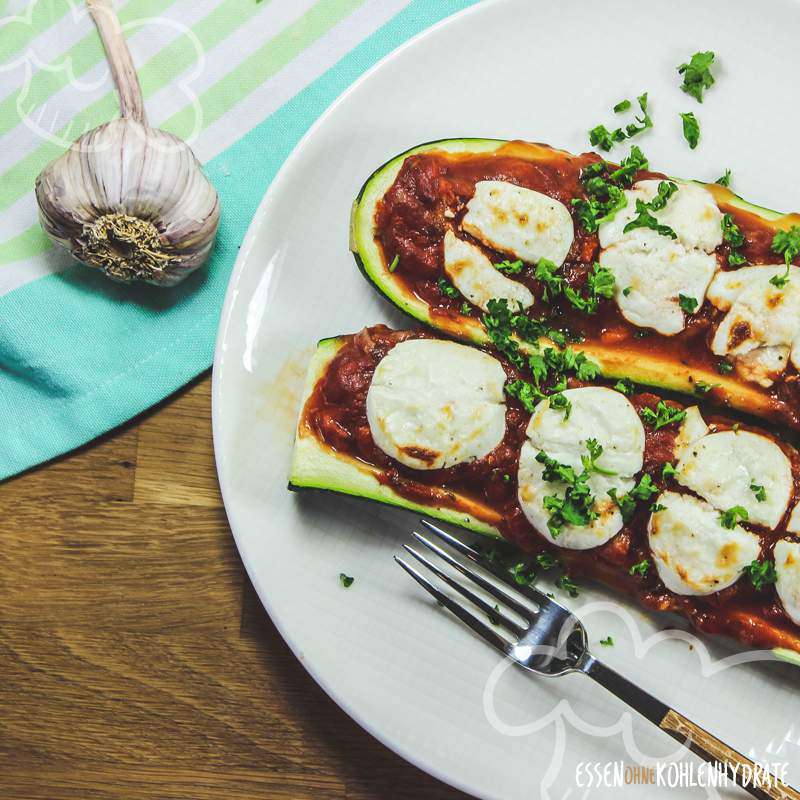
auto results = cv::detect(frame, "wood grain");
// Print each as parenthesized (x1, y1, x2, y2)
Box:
(0, 374, 468, 800)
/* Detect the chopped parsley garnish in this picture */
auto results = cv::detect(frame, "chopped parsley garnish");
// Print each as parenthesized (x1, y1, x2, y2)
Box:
(549, 391, 572, 419)
(694, 381, 718, 396)
(388, 254, 399, 272)
(662, 462, 677, 480)
(717, 359, 734, 375)
(630, 473, 659, 501)
(679, 112, 700, 149)
(769, 264, 791, 289)
(339, 573, 354, 588)
(599, 636, 614, 647)
(460, 301, 472, 315)
(750, 482, 767, 502)
(502, 472, 511, 483)
(719, 505, 749, 530)
(743, 559, 777, 591)
(437, 277, 460, 299)
(678, 294, 698, 314)
(556, 574, 580, 598)
(563, 263, 616, 314)
(483, 298, 572, 370)
(715, 169, 732, 187)
(504, 378, 541, 413)
(629, 559, 650, 577)
(608, 488, 636, 524)
(509, 562, 537, 586)
(495, 258, 524, 274)
(622, 286, 632, 297)
(678, 50, 716, 103)
(536, 552, 560, 570)
(640, 400, 687, 430)
(609, 475, 658, 525)
(721, 213, 747, 266)
(588, 94, 653, 152)
(623, 181, 679, 238)
(572, 146, 648, 232)
(650, 503, 666, 513)
(583, 438, 616, 476)
(614, 377, 635, 395)
(535, 258, 564, 301)
(771, 226, 800, 266)
(489, 604, 501, 625)
(537, 443, 618, 537)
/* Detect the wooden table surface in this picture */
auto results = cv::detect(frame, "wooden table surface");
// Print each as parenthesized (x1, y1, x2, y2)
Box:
(0, 374, 470, 800)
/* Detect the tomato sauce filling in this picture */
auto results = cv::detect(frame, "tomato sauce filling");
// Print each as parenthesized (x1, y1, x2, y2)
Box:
(373, 145, 800, 427)
(301, 325, 800, 652)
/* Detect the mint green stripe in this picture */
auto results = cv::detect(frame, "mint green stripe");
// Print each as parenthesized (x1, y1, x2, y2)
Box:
(0, 0, 181, 139)
(0, 0, 478, 481)
(0, 0, 268, 212)
(164, 0, 365, 139)
(0, 1, 73, 62)
(0, 226, 50, 265)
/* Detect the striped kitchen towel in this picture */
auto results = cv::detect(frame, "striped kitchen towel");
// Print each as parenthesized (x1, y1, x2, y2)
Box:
(0, 0, 478, 480)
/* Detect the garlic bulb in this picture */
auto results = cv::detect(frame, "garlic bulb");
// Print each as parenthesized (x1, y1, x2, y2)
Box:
(35, 0, 219, 287)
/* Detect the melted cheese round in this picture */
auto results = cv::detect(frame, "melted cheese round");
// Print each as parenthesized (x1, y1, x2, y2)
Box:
(461, 180, 574, 266)
(775, 540, 800, 626)
(787, 502, 800, 534)
(599, 231, 718, 335)
(708, 265, 800, 385)
(517, 387, 645, 549)
(598, 180, 723, 253)
(366, 339, 507, 470)
(648, 491, 761, 596)
(443, 231, 534, 312)
(676, 430, 792, 530)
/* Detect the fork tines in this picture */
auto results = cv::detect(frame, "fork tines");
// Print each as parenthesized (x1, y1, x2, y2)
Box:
(394, 519, 566, 656)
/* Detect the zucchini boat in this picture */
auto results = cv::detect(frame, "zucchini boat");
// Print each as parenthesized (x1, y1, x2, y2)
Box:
(350, 138, 800, 430)
(290, 325, 800, 657)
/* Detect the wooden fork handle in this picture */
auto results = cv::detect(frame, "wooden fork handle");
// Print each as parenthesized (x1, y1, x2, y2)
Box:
(659, 709, 799, 800)
(583, 656, 798, 800)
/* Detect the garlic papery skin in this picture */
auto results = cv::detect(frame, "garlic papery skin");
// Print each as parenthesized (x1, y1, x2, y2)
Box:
(36, 119, 220, 286)
(34, 0, 219, 287)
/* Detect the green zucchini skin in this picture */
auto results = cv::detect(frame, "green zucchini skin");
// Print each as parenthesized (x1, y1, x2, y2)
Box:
(287, 335, 502, 538)
(349, 138, 800, 428)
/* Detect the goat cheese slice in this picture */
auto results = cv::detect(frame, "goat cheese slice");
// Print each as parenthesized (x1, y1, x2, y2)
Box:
(443, 231, 534, 312)
(676, 430, 792, 530)
(366, 339, 507, 470)
(517, 387, 645, 549)
(461, 180, 574, 266)
(599, 230, 717, 335)
(648, 491, 761, 596)
(598, 180, 723, 253)
(786, 503, 800, 534)
(708, 265, 800, 385)
(775, 540, 800, 626)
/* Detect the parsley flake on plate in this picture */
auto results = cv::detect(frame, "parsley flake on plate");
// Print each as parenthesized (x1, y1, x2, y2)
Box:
(613, 99, 631, 113)
(750, 482, 767, 502)
(770, 264, 791, 289)
(556, 574, 580, 598)
(679, 111, 700, 149)
(661, 462, 677, 480)
(437, 277, 460, 298)
(599, 636, 614, 647)
(495, 258, 524, 274)
(588, 94, 653, 152)
(388, 254, 400, 272)
(678, 50, 716, 103)
(614, 377, 634, 395)
(623, 181, 679, 238)
(339, 573, 354, 588)
(715, 169, 731, 187)
(678, 294, 698, 314)
(721, 213, 747, 266)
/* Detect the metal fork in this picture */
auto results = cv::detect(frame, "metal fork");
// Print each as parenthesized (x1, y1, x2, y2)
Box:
(395, 520, 799, 800)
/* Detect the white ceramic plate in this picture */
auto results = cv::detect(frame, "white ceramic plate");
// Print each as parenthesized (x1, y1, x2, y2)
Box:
(213, 1, 800, 796)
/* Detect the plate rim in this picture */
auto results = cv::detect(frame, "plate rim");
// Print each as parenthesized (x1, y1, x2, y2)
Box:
(211, 2, 498, 797)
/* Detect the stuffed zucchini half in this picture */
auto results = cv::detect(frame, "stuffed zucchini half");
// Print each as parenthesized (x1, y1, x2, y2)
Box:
(289, 326, 800, 657)
(350, 138, 800, 430)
